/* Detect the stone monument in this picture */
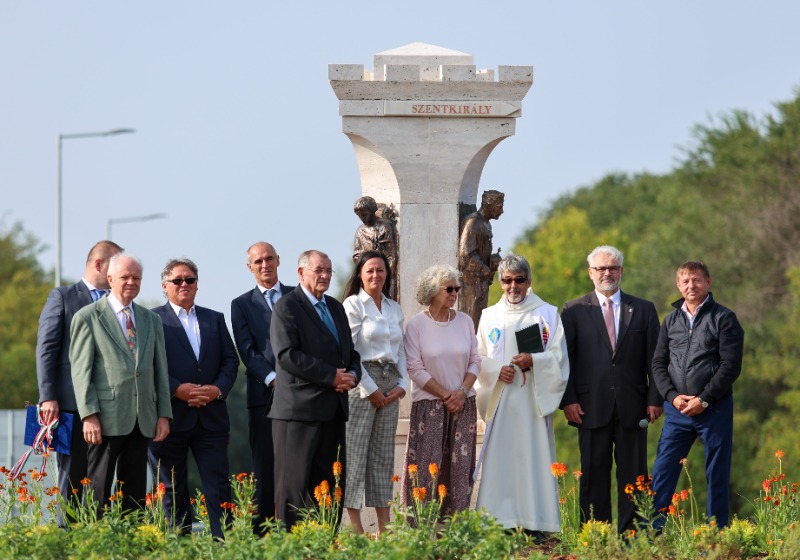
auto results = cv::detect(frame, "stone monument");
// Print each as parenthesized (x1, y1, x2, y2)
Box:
(329, 42, 533, 335)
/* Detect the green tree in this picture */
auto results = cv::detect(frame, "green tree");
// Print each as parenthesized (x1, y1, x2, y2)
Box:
(0, 220, 51, 408)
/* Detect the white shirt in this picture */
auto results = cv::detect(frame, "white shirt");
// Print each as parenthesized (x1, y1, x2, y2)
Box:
(169, 301, 201, 359)
(343, 289, 408, 397)
(107, 293, 136, 336)
(681, 293, 711, 328)
(595, 289, 621, 338)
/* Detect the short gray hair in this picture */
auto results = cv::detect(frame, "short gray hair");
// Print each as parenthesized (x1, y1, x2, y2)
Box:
(108, 252, 143, 276)
(160, 258, 198, 282)
(497, 253, 531, 280)
(587, 245, 624, 266)
(298, 249, 330, 269)
(415, 264, 461, 306)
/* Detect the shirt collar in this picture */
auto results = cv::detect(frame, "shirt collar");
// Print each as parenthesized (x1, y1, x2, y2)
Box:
(595, 290, 621, 306)
(106, 292, 129, 314)
(168, 301, 196, 317)
(681, 293, 710, 316)
(82, 278, 100, 291)
(357, 287, 385, 304)
(300, 284, 323, 306)
(256, 282, 280, 295)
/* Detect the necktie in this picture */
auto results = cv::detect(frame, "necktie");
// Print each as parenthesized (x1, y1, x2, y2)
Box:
(122, 307, 137, 356)
(315, 301, 339, 343)
(264, 288, 276, 310)
(603, 299, 616, 350)
(91, 289, 107, 302)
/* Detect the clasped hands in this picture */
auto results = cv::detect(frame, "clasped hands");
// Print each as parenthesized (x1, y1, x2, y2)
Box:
(673, 394, 705, 416)
(499, 353, 533, 384)
(368, 387, 406, 409)
(333, 368, 357, 393)
(176, 383, 221, 407)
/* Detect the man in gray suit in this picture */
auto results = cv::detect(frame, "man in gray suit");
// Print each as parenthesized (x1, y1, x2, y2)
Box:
(36, 240, 122, 521)
(70, 253, 172, 515)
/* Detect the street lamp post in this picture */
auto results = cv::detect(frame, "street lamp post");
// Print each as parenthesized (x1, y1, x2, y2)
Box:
(106, 213, 168, 240)
(56, 128, 135, 286)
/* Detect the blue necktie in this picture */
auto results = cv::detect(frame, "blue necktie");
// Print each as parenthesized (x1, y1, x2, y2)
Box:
(315, 300, 339, 343)
(91, 289, 107, 302)
(264, 289, 276, 310)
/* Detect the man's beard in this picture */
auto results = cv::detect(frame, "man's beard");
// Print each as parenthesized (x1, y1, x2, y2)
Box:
(507, 289, 525, 304)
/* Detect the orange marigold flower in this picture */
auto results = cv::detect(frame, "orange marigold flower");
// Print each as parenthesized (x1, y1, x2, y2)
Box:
(109, 494, 117, 502)
(319, 480, 330, 495)
(157, 482, 167, 498)
(763, 480, 772, 493)
(672, 493, 681, 505)
(314, 485, 324, 504)
(680, 490, 690, 501)
(412, 487, 420, 501)
(668, 505, 677, 516)
(559, 497, 566, 504)
(325, 495, 333, 508)
(438, 484, 447, 499)
(145, 494, 153, 507)
(419, 487, 427, 501)
(408, 464, 418, 476)
(81, 477, 91, 486)
(71, 489, 79, 495)
(391, 474, 400, 483)
(776, 450, 785, 459)
(624, 484, 635, 495)
(335, 487, 343, 503)
(236, 472, 248, 482)
(428, 463, 439, 477)
(190, 498, 196, 505)
(333, 461, 343, 477)
(551, 462, 568, 478)
(220, 502, 236, 510)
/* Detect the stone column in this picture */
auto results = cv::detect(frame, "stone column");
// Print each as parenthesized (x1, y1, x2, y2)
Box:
(329, 42, 533, 420)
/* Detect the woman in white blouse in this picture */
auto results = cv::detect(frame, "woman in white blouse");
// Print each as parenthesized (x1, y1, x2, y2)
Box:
(341, 250, 407, 535)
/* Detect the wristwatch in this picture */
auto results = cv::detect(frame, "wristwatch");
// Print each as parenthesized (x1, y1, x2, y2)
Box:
(459, 386, 470, 397)
(699, 398, 709, 408)
(216, 390, 224, 401)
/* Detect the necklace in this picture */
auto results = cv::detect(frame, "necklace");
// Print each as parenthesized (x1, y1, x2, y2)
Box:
(425, 307, 451, 327)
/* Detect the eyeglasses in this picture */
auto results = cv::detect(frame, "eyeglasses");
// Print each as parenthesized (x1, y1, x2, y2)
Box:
(166, 277, 197, 286)
(500, 276, 528, 285)
(590, 266, 622, 274)
(443, 286, 461, 294)
(309, 268, 334, 276)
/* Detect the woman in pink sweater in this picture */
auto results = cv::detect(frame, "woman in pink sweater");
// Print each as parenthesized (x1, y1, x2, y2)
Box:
(402, 264, 481, 515)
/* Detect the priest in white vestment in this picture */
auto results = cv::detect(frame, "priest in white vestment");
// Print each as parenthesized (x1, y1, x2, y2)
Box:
(475, 254, 569, 533)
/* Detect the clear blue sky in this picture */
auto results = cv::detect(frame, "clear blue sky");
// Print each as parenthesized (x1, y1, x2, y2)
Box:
(2, 1, 798, 316)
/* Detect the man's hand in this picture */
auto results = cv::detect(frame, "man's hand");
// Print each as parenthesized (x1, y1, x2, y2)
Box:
(83, 414, 103, 446)
(176, 383, 202, 404)
(672, 394, 694, 412)
(187, 385, 221, 407)
(333, 369, 357, 392)
(511, 353, 533, 371)
(647, 405, 664, 422)
(681, 397, 706, 417)
(563, 403, 584, 424)
(499, 365, 516, 384)
(40, 400, 60, 425)
(153, 417, 170, 442)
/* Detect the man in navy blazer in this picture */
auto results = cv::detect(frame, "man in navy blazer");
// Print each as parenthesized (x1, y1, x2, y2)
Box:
(269, 250, 361, 530)
(560, 245, 662, 533)
(230, 241, 293, 533)
(36, 240, 122, 522)
(149, 258, 239, 538)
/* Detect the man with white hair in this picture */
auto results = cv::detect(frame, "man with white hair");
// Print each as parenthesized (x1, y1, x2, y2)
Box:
(475, 253, 569, 535)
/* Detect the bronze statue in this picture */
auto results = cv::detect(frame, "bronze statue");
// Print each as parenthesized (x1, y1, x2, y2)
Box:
(458, 190, 504, 329)
(353, 196, 399, 300)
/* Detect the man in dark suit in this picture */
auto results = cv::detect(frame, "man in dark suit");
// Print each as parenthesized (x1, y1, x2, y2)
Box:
(36, 240, 122, 522)
(70, 253, 173, 515)
(560, 245, 662, 533)
(149, 258, 239, 538)
(269, 249, 361, 530)
(230, 241, 293, 533)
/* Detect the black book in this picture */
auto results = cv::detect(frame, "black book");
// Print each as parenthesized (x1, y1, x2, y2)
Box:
(515, 323, 545, 354)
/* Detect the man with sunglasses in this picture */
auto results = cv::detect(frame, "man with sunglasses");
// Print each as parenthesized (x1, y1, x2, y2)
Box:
(149, 258, 239, 538)
(475, 254, 569, 536)
(560, 245, 662, 533)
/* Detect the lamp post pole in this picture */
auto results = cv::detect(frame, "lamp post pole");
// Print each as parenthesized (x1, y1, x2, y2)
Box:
(56, 128, 135, 286)
(106, 213, 168, 240)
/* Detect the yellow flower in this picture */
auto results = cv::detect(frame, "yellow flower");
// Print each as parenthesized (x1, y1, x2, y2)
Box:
(624, 484, 634, 495)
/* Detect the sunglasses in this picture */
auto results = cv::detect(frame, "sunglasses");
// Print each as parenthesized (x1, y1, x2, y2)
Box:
(166, 277, 197, 286)
(500, 276, 528, 285)
(443, 286, 461, 294)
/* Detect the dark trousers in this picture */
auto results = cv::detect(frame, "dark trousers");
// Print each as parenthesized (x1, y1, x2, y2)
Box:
(578, 408, 648, 533)
(249, 405, 275, 534)
(272, 417, 346, 530)
(651, 395, 733, 528)
(148, 424, 231, 538)
(86, 422, 150, 515)
(55, 411, 88, 525)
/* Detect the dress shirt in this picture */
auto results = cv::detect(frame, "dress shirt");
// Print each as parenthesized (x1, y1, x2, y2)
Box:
(342, 288, 408, 397)
(168, 301, 201, 359)
(256, 283, 284, 386)
(107, 293, 136, 336)
(681, 293, 711, 329)
(595, 290, 621, 339)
